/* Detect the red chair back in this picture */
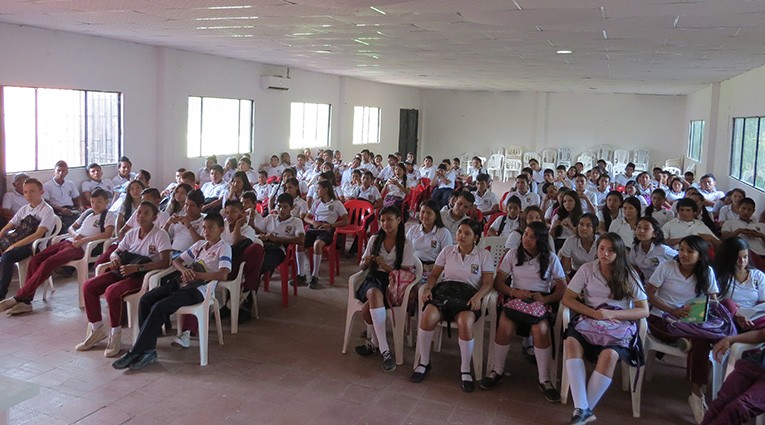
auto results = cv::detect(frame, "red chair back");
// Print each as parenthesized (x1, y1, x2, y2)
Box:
(484, 212, 504, 235)
(343, 200, 376, 227)
(499, 190, 511, 212)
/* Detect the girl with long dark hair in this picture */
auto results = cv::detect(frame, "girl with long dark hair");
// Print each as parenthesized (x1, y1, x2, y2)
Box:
(628, 216, 677, 281)
(715, 237, 765, 331)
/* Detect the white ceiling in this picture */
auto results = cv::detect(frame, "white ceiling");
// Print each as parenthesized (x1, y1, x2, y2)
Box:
(1, 0, 765, 94)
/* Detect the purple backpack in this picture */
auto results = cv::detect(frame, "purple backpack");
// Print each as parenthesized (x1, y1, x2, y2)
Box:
(574, 304, 637, 348)
(664, 301, 737, 340)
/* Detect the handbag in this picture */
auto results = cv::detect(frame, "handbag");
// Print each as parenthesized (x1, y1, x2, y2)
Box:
(386, 268, 417, 308)
(574, 304, 637, 347)
(0, 215, 41, 252)
(664, 301, 737, 340)
(503, 297, 549, 324)
(429, 281, 478, 337)
(112, 251, 153, 278)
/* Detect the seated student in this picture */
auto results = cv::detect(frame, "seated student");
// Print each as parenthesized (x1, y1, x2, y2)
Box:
(240, 191, 266, 231)
(572, 174, 597, 214)
(608, 196, 642, 248)
(197, 155, 217, 187)
(646, 235, 721, 424)
(221, 171, 253, 209)
(722, 197, 765, 270)
(666, 176, 686, 204)
(180, 170, 196, 189)
(0, 188, 115, 315)
(430, 163, 456, 209)
(650, 167, 668, 191)
(717, 188, 745, 224)
(341, 156, 361, 185)
(377, 154, 398, 184)
(341, 169, 362, 201)
(353, 171, 383, 209)
(699, 174, 725, 214)
(715, 237, 765, 331)
(684, 171, 698, 190)
(81, 163, 115, 206)
(480, 222, 566, 402)
(163, 189, 206, 256)
(2, 174, 29, 223)
(419, 156, 436, 181)
(263, 155, 285, 179)
(464, 156, 486, 190)
(562, 233, 649, 425)
(305, 157, 325, 185)
(354, 206, 416, 371)
(306, 171, 340, 209)
(528, 158, 544, 184)
(160, 168, 187, 199)
(258, 193, 305, 281)
(488, 195, 521, 238)
(115, 180, 146, 233)
(644, 188, 675, 228)
(551, 190, 582, 251)
(686, 190, 721, 237)
(623, 180, 648, 211)
(381, 163, 412, 217)
(295, 153, 310, 182)
(221, 157, 238, 182)
(43, 161, 81, 233)
(662, 198, 719, 249)
(200, 165, 227, 213)
(252, 170, 273, 208)
(111, 213, 230, 371)
(598, 191, 623, 234)
(512, 174, 541, 210)
(440, 190, 474, 240)
(404, 160, 421, 188)
(586, 168, 601, 191)
(553, 165, 570, 188)
(407, 200, 453, 276)
(0, 178, 56, 300)
(592, 175, 611, 207)
(628, 217, 677, 282)
(560, 213, 599, 279)
(635, 172, 653, 200)
(471, 174, 499, 217)
(703, 328, 765, 425)
(163, 183, 192, 216)
(410, 219, 494, 391)
(112, 156, 136, 194)
(269, 168, 307, 208)
(298, 181, 349, 289)
(539, 182, 559, 217)
(282, 151, 294, 168)
(77, 201, 171, 358)
(237, 157, 258, 185)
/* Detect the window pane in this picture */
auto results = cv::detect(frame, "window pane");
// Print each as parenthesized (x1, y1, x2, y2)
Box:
(758, 118, 765, 190)
(239, 100, 252, 154)
(290, 102, 330, 149)
(353, 106, 381, 145)
(688, 120, 703, 162)
(3, 87, 36, 173)
(201, 97, 239, 156)
(731, 118, 743, 179)
(37, 88, 84, 169)
(742, 117, 758, 185)
(88, 91, 120, 165)
(187, 97, 202, 158)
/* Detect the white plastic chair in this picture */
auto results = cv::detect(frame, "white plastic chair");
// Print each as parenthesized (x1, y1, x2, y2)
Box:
(342, 258, 423, 366)
(479, 236, 509, 270)
(42, 235, 113, 307)
(505, 146, 523, 159)
(576, 153, 594, 172)
(414, 283, 492, 379)
(489, 146, 505, 157)
(557, 147, 572, 168)
(645, 332, 724, 398)
(664, 158, 683, 169)
(485, 154, 504, 181)
(541, 148, 557, 171)
(460, 153, 473, 168)
(175, 277, 224, 366)
(559, 306, 647, 418)
(15, 216, 62, 287)
(711, 341, 764, 399)
(596, 145, 613, 164)
(613, 149, 630, 168)
(218, 263, 253, 334)
(503, 158, 523, 182)
(523, 152, 540, 166)
(633, 149, 650, 172)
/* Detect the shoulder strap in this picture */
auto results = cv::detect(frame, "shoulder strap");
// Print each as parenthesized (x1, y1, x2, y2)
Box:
(99, 210, 108, 233)
(497, 216, 507, 234)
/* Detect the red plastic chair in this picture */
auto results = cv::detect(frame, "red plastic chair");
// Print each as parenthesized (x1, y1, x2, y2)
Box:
(615, 185, 626, 193)
(262, 244, 298, 308)
(484, 211, 504, 235)
(499, 191, 511, 212)
(335, 200, 377, 263)
(468, 208, 484, 223)
(255, 202, 265, 215)
(308, 232, 340, 286)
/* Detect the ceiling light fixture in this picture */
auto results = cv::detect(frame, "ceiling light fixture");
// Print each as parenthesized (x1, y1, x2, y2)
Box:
(195, 16, 258, 21)
(353, 38, 370, 46)
(196, 25, 255, 30)
(370, 6, 386, 15)
(293, 32, 313, 36)
(556, 50, 572, 54)
(206, 5, 252, 10)
(315, 50, 332, 53)
(602, 30, 608, 40)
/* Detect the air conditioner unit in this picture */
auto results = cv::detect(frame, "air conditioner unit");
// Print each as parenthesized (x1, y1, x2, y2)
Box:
(260, 75, 290, 91)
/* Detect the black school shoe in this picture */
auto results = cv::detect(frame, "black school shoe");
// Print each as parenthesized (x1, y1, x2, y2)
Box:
(409, 363, 431, 383)
(539, 380, 561, 403)
(112, 352, 140, 370)
(460, 372, 475, 392)
(355, 341, 380, 356)
(479, 370, 504, 390)
(129, 351, 158, 370)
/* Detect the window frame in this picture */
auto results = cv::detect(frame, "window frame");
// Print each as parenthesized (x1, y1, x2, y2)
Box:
(1, 85, 123, 172)
(289, 102, 332, 150)
(352, 105, 381, 145)
(186, 95, 254, 158)
(729, 116, 765, 191)
(687, 119, 704, 162)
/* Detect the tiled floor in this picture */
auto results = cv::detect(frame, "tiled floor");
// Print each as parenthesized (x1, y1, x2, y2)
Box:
(0, 254, 705, 425)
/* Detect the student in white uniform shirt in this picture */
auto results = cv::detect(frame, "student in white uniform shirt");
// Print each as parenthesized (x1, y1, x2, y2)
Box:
(662, 198, 719, 249)
(488, 195, 521, 238)
(341, 156, 362, 185)
(43, 161, 82, 233)
(721, 197, 765, 271)
(81, 163, 115, 206)
(591, 175, 611, 207)
(406, 200, 453, 273)
(299, 181, 349, 289)
(263, 155, 286, 179)
(252, 170, 274, 207)
(666, 176, 686, 204)
(512, 174, 541, 210)
(163, 190, 205, 256)
(551, 190, 583, 251)
(0, 178, 56, 300)
(381, 163, 413, 215)
(196, 155, 217, 187)
(646, 235, 721, 424)
(714, 237, 765, 331)
(698, 174, 725, 214)
(116, 180, 146, 233)
(562, 233, 649, 425)
(410, 219, 494, 392)
(623, 181, 649, 212)
(472, 174, 499, 216)
(237, 158, 259, 185)
(2, 173, 29, 222)
(221, 157, 237, 183)
(112, 157, 136, 194)
(573, 174, 598, 214)
(430, 163, 457, 209)
(598, 191, 623, 234)
(717, 188, 745, 225)
(354, 206, 416, 371)
(559, 213, 599, 279)
(440, 191, 474, 241)
(111, 213, 230, 371)
(342, 169, 362, 200)
(628, 216, 678, 282)
(377, 154, 398, 183)
(259, 193, 305, 280)
(608, 196, 642, 248)
(354, 172, 383, 209)
(220, 171, 254, 210)
(78, 202, 172, 358)
(643, 188, 675, 228)
(419, 156, 436, 182)
(612, 162, 637, 187)
(200, 165, 228, 213)
(404, 161, 421, 187)
(506, 206, 555, 251)
(480, 222, 566, 402)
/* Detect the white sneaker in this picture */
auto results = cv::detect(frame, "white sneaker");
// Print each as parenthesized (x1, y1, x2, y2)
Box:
(104, 332, 122, 358)
(75, 325, 108, 351)
(0, 298, 17, 312)
(688, 393, 707, 424)
(6, 302, 32, 315)
(172, 330, 191, 348)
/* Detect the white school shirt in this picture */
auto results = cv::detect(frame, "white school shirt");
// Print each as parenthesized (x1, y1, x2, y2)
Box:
(406, 225, 453, 263)
(252, 183, 273, 203)
(648, 261, 718, 316)
(551, 214, 576, 240)
(406, 170, 421, 185)
(420, 166, 436, 181)
(81, 179, 115, 198)
(592, 188, 610, 207)
(200, 181, 228, 200)
(666, 190, 685, 203)
(436, 170, 457, 190)
(222, 169, 236, 183)
(717, 205, 739, 224)
(559, 236, 598, 272)
(341, 168, 356, 186)
(197, 167, 211, 185)
(722, 219, 765, 256)
(43, 179, 79, 208)
(262, 215, 305, 251)
(10, 200, 56, 234)
(435, 245, 494, 289)
(489, 215, 519, 238)
(361, 235, 416, 269)
(265, 165, 285, 179)
(473, 190, 499, 214)
(609, 217, 636, 246)
(627, 243, 677, 281)
(2, 191, 26, 215)
(310, 199, 347, 224)
(221, 219, 258, 247)
(167, 215, 206, 252)
(355, 185, 382, 204)
(504, 230, 555, 252)
(243, 170, 258, 186)
(647, 208, 675, 228)
(126, 209, 170, 229)
(69, 209, 116, 241)
(359, 162, 378, 178)
(721, 269, 765, 309)
(440, 209, 468, 240)
(117, 225, 172, 262)
(568, 260, 647, 310)
(700, 188, 725, 212)
(296, 166, 310, 182)
(613, 173, 630, 187)
(179, 239, 232, 295)
(383, 178, 412, 199)
(661, 218, 718, 247)
(112, 173, 135, 193)
(378, 165, 395, 181)
(342, 182, 359, 198)
(580, 190, 599, 214)
(498, 249, 565, 293)
(513, 190, 541, 209)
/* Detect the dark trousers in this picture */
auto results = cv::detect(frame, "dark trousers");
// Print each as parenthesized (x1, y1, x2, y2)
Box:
(701, 359, 765, 425)
(261, 246, 286, 276)
(131, 282, 204, 354)
(647, 315, 715, 386)
(0, 245, 33, 298)
(431, 188, 453, 209)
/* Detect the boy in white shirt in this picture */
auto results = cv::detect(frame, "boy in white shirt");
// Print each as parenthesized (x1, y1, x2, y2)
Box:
(263, 155, 285, 179)
(259, 193, 306, 280)
(197, 155, 217, 187)
(722, 197, 765, 270)
(512, 174, 541, 210)
(164, 190, 206, 256)
(472, 174, 499, 216)
(377, 155, 398, 184)
(662, 198, 719, 248)
(2, 173, 29, 222)
(200, 165, 227, 213)
(573, 174, 598, 214)
(419, 156, 436, 181)
(699, 174, 725, 213)
(43, 160, 82, 233)
(613, 162, 637, 187)
(112, 156, 136, 194)
(81, 163, 115, 206)
(431, 163, 456, 209)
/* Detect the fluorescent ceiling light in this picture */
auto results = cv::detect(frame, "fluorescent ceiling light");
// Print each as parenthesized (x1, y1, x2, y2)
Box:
(557, 49, 572, 54)
(195, 16, 258, 21)
(370, 6, 386, 15)
(353, 38, 370, 46)
(206, 5, 252, 10)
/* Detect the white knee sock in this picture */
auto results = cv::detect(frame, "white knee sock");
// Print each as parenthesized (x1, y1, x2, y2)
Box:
(370, 307, 388, 353)
(366, 322, 378, 347)
(415, 329, 434, 373)
(296, 251, 308, 276)
(534, 346, 552, 383)
(586, 371, 612, 410)
(312, 253, 322, 277)
(491, 342, 511, 375)
(458, 338, 474, 374)
(566, 359, 589, 410)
